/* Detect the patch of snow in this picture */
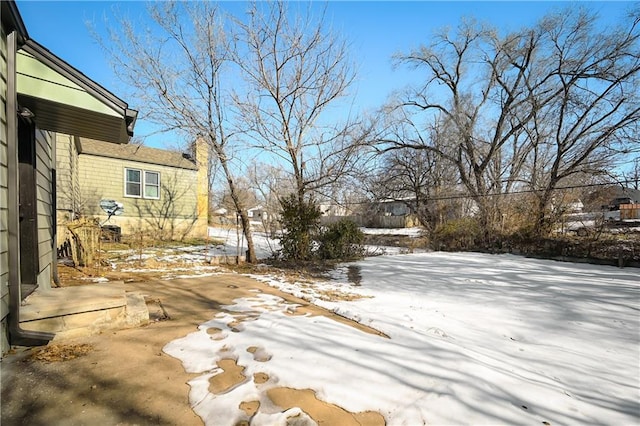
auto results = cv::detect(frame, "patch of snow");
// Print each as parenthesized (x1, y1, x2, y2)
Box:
(208, 227, 280, 260)
(360, 227, 424, 237)
(165, 252, 640, 425)
(563, 220, 596, 231)
(363, 245, 412, 256)
(124, 253, 155, 261)
(120, 265, 222, 280)
(80, 276, 109, 283)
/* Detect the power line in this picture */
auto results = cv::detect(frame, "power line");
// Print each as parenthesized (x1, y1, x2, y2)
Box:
(346, 179, 639, 205)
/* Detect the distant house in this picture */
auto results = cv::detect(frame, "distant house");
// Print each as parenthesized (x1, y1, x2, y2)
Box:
(599, 187, 640, 221)
(604, 188, 640, 209)
(1, 0, 137, 352)
(56, 137, 209, 241)
(247, 205, 268, 222)
(584, 186, 640, 212)
(361, 193, 478, 228)
(319, 202, 350, 217)
(373, 198, 415, 217)
(317, 198, 417, 228)
(365, 198, 419, 228)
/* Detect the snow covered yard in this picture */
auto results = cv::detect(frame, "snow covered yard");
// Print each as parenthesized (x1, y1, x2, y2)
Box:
(164, 251, 639, 425)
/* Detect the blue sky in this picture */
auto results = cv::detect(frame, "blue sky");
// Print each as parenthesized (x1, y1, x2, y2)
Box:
(16, 1, 632, 149)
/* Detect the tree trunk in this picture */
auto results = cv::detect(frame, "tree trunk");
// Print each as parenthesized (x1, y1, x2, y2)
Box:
(220, 159, 258, 263)
(236, 208, 257, 263)
(534, 191, 553, 237)
(474, 196, 495, 247)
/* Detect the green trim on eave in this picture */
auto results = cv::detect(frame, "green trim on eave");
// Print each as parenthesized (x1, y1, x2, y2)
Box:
(16, 51, 120, 118)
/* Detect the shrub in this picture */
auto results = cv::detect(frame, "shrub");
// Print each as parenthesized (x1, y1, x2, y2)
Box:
(318, 219, 365, 260)
(278, 194, 322, 261)
(431, 218, 481, 251)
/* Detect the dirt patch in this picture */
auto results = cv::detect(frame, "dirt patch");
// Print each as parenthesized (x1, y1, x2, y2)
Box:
(284, 305, 308, 316)
(314, 288, 369, 302)
(239, 400, 260, 416)
(267, 292, 388, 338)
(206, 327, 226, 340)
(227, 314, 259, 331)
(56, 260, 222, 287)
(31, 343, 94, 362)
(1, 275, 268, 426)
(3, 274, 388, 426)
(56, 263, 163, 286)
(253, 372, 270, 384)
(267, 387, 386, 426)
(209, 358, 247, 394)
(230, 262, 330, 278)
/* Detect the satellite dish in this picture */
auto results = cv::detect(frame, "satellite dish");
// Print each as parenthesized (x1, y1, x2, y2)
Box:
(100, 200, 117, 211)
(100, 199, 124, 221)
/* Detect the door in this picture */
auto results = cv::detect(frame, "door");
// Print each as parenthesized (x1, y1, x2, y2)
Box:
(18, 115, 39, 298)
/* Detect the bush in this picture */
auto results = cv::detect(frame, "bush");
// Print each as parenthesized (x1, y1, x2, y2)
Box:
(278, 194, 322, 261)
(508, 224, 538, 245)
(278, 196, 365, 262)
(318, 219, 364, 260)
(431, 218, 481, 251)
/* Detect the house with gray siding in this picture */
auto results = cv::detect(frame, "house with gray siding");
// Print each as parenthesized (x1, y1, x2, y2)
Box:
(1, 0, 137, 354)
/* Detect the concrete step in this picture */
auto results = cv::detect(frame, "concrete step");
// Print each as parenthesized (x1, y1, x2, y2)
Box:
(19, 282, 149, 340)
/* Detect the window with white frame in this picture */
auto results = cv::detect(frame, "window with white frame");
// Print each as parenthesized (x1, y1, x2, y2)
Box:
(144, 171, 160, 199)
(124, 168, 161, 199)
(125, 168, 141, 197)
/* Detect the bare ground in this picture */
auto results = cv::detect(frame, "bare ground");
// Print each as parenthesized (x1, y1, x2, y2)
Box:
(1, 274, 386, 425)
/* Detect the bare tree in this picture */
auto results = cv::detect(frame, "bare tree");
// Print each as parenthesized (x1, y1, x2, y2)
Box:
(232, 1, 363, 204)
(133, 172, 198, 241)
(247, 163, 293, 235)
(386, 19, 545, 235)
(523, 8, 640, 232)
(370, 115, 459, 231)
(96, 2, 259, 262)
(622, 157, 640, 190)
(385, 5, 640, 236)
(219, 177, 258, 216)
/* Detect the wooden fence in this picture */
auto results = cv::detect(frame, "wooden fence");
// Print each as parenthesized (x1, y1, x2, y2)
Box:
(620, 204, 640, 220)
(319, 214, 418, 228)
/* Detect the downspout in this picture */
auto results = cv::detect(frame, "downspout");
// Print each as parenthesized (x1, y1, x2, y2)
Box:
(51, 136, 60, 286)
(6, 30, 55, 346)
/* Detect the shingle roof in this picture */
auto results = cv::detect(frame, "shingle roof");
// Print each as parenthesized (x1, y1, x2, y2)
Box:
(77, 138, 198, 170)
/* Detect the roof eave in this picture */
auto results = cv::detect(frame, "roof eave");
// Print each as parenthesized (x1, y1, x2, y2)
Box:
(18, 39, 137, 143)
(1, 0, 28, 44)
(22, 39, 130, 115)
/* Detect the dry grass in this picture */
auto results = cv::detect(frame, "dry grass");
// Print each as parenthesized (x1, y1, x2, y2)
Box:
(31, 343, 94, 362)
(314, 289, 368, 302)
